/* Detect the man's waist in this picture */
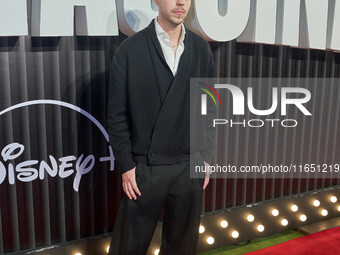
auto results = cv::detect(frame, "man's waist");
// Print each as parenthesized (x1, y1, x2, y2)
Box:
(132, 153, 191, 166)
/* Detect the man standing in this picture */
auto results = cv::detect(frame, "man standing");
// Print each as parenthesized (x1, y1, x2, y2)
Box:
(107, 0, 215, 254)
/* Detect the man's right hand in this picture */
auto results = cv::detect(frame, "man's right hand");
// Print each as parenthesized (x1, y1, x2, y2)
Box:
(122, 166, 142, 200)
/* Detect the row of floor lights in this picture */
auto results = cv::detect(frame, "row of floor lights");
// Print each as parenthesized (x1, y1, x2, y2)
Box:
(200, 219, 239, 245)
(72, 196, 339, 254)
(198, 195, 339, 247)
(85, 197, 340, 254)
(247, 215, 264, 232)
(313, 196, 339, 216)
(74, 196, 340, 254)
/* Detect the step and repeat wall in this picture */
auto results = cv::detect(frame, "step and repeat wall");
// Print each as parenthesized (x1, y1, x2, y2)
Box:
(1, 1, 340, 254)
(1, 33, 340, 254)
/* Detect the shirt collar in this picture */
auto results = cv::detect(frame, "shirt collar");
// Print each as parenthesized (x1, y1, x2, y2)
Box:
(154, 17, 186, 45)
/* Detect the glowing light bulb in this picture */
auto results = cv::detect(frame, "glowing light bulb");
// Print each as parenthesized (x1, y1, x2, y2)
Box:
(220, 220, 228, 228)
(257, 224, 265, 232)
(300, 214, 307, 222)
(75, 253, 82, 255)
(207, 236, 214, 244)
(313, 200, 320, 207)
(231, 231, 239, 238)
(199, 225, 205, 233)
(154, 249, 160, 255)
(338, 205, 340, 212)
(291, 205, 298, 212)
(106, 245, 110, 254)
(321, 209, 328, 216)
(281, 219, 288, 226)
(272, 209, 279, 216)
(330, 196, 337, 203)
(247, 214, 255, 222)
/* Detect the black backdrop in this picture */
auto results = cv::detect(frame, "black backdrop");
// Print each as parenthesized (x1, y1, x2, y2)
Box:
(1, 10, 340, 254)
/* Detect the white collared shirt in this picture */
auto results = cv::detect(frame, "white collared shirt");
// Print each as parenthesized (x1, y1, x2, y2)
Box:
(154, 17, 185, 76)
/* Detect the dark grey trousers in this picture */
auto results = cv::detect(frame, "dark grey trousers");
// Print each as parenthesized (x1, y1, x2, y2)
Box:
(108, 161, 205, 255)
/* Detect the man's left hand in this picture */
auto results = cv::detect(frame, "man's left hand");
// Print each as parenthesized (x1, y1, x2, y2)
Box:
(203, 161, 210, 190)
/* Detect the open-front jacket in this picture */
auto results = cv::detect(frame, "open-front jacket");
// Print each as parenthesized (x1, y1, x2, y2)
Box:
(107, 19, 215, 174)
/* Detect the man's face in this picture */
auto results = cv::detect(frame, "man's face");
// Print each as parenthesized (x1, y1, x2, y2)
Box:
(154, 0, 191, 26)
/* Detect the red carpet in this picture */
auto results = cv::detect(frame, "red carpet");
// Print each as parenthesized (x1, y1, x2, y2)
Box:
(246, 226, 340, 255)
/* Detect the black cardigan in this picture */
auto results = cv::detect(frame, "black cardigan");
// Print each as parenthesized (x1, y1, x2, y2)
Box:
(107, 19, 215, 174)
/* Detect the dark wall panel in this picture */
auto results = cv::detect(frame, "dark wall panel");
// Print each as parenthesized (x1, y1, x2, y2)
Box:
(0, 31, 340, 254)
